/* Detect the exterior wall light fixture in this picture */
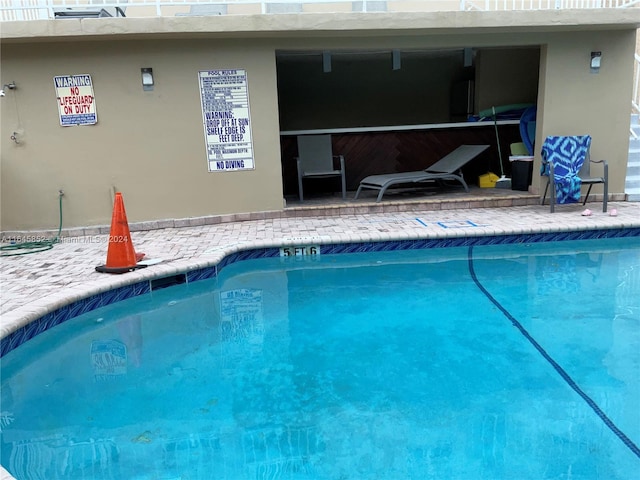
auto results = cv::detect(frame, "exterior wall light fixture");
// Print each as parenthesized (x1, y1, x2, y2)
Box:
(590, 51, 601, 73)
(141, 68, 154, 90)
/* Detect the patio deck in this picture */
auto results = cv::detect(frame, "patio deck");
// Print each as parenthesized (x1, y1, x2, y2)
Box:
(1, 187, 637, 338)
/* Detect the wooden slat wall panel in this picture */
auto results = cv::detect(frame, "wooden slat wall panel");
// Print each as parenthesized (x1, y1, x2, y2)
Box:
(281, 124, 522, 196)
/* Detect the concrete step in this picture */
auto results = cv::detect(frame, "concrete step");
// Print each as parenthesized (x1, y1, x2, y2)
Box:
(625, 176, 640, 191)
(625, 183, 640, 201)
(626, 163, 640, 176)
(626, 114, 640, 202)
(630, 114, 640, 139)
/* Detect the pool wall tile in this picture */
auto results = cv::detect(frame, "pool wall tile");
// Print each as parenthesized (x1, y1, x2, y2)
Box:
(2, 228, 638, 358)
(186, 266, 217, 283)
(1, 281, 150, 357)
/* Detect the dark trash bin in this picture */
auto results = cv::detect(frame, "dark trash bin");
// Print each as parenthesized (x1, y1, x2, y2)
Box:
(509, 156, 534, 191)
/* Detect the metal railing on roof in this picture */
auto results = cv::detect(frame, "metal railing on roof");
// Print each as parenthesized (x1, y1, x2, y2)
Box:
(0, 0, 638, 21)
(463, 0, 639, 9)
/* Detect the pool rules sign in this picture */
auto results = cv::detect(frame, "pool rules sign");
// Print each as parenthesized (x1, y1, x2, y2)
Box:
(54, 74, 97, 126)
(198, 69, 254, 172)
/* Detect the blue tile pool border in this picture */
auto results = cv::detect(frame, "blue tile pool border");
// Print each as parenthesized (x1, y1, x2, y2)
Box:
(2, 227, 639, 357)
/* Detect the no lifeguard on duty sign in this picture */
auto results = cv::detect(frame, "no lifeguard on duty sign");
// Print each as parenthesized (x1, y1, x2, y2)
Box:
(54, 74, 97, 126)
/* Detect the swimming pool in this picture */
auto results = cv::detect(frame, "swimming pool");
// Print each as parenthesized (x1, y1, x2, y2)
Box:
(1, 236, 639, 479)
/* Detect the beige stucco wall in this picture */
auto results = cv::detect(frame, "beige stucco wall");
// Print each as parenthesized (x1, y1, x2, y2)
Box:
(536, 29, 637, 195)
(1, 39, 285, 230)
(1, 10, 639, 231)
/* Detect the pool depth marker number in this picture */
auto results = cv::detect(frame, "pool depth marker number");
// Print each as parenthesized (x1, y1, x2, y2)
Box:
(280, 245, 320, 257)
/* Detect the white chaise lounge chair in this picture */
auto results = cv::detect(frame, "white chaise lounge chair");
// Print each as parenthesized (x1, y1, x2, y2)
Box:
(354, 144, 490, 203)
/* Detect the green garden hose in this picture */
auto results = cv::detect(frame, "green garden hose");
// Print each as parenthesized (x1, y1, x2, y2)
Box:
(0, 191, 64, 257)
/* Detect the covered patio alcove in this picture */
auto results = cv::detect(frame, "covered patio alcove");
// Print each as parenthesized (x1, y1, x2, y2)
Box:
(276, 44, 541, 204)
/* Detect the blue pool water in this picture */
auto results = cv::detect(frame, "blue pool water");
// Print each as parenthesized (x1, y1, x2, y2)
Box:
(1, 237, 639, 479)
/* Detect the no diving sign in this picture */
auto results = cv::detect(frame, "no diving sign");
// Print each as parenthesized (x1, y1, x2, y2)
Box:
(54, 74, 97, 126)
(198, 69, 254, 172)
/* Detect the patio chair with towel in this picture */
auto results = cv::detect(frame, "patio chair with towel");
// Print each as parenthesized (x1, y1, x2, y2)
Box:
(354, 144, 490, 203)
(540, 135, 608, 213)
(296, 134, 346, 202)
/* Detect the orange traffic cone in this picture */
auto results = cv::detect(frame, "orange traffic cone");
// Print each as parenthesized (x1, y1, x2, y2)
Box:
(96, 192, 144, 274)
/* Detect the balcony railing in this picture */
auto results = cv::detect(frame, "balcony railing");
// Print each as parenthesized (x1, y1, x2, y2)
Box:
(0, 0, 637, 21)
(2, 0, 638, 114)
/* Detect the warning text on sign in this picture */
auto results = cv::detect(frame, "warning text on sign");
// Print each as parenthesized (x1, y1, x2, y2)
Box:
(54, 74, 97, 126)
(198, 69, 255, 172)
